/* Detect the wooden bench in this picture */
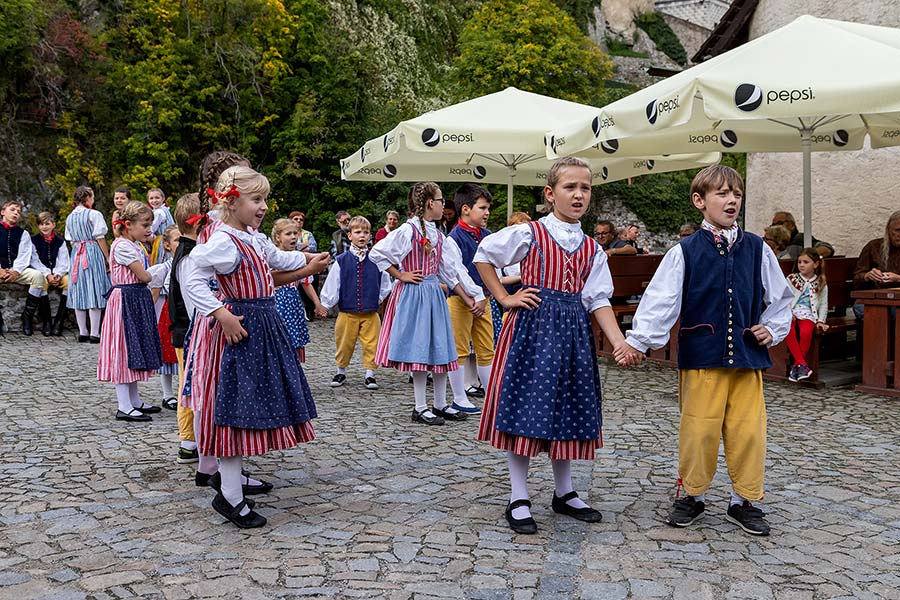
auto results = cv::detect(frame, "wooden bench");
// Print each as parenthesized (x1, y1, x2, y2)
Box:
(765, 257, 858, 386)
(593, 255, 663, 357)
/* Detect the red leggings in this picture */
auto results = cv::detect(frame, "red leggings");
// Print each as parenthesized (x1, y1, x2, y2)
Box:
(785, 318, 815, 366)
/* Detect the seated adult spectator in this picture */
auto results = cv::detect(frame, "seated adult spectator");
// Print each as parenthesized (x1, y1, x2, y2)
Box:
(763, 225, 793, 259)
(593, 220, 636, 256)
(330, 210, 351, 258)
(0, 200, 47, 335)
(375, 210, 400, 243)
(289, 211, 317, 251)
(771, 211, 834, 258)
(854, 211, 900, 290)
(621, 223, 648, 254)
(679, 222, 700, 239)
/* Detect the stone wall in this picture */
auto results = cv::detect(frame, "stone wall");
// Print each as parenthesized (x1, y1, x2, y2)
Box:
(0, 285, 30, 334)
(661, 13, 710, 63)
(601, 0, 656, 40)
(744, 0, 900, 258)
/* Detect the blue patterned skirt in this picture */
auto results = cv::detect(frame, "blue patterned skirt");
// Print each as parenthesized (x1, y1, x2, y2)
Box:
(274, 285, 309, 350)
(494, 288, 602, 441)
(386, 275, 457, 367)
(215, 297, 317, 430)
(109, 283, 163, 371)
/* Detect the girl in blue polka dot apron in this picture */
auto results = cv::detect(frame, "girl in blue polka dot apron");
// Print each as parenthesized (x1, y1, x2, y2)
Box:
(474, 158, 633, 534)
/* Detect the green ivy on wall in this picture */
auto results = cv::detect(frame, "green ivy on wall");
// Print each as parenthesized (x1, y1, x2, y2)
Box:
(635, 12, 688, 65)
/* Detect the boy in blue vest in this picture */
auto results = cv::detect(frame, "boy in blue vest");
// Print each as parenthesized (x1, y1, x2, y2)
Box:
(446, 183, 494, 414)
(31, 211, 70, 336)
(0, 200, 47, 336)
(617, 165, 793, 536)
(320, 216, 392, 389)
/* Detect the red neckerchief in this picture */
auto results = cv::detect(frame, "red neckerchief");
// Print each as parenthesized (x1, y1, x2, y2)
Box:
(456, 219, 482, 241)
(42, 234, 56, 243)
(1, 221, 12, 230)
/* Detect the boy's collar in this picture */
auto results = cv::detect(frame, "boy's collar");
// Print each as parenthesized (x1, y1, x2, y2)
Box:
(456, 219, 482, 237)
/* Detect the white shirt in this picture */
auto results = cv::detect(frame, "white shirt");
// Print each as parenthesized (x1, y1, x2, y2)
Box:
(626, 238, 794, 353)
(30, 237, 70, 276)
(64, 205, 108, 241)
(113, 239, 145, 266)
(152, 206, 175, 235)
(369, 219, 485, 301)
(148, 259, 171, 293)
(473, 213, 614, 313)
(185, 224, 306, 317)
(319, 246, 394, 310)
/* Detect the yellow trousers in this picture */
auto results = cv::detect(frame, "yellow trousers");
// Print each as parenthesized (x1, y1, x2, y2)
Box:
(678, 369, 766, 500)
(41, 274, 69, 291)
(335, 311, 381, 370)
(447, 295, 494, 367)
(174, 347, 195, 442)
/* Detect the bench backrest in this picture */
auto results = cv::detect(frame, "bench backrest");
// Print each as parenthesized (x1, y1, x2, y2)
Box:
(608, 255, 664, 298)
(778, 257, 856, 313)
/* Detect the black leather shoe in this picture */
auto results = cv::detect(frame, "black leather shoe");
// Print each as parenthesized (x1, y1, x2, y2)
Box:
(432, 406, 468, 421)
(135, 404, 162, 414)
(78, 335, 90, 343)
(211, 493, 266, 529)
(551, 491, 603, 523)
(209, 471, 274, 496)
(505, 499, 537, 534)
(195, 471, 213, 487)
(162, 397, 178, 410)
(89, 336, 101, 343)
(115, 409, 152, 422)
(411, 408, 444, 425)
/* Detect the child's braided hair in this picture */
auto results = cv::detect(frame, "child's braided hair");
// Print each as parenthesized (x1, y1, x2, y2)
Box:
(407, 181, 440, 255)
(198, 151, 250, 214)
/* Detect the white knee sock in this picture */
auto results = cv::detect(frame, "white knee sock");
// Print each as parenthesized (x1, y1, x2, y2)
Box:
(508, 452, 532, 519)
(336, 367, 346, 375)
(180, 440, 198, 450)
(194, 411, 218, 476)
(730, 490, 747, 506)
(411, 372, 431, 414)
(551, 459, 589, 509)
(40, 290, 48, 297)
(464, 354, 479, 387)
(476, 365, 493, 390)
(88, 308, 102, 337)
(218, 457, 249, 516)
(28, 288, 42, 298)
(161, 374, 174, 399)
(128, 382, 143, 409)
(115, 384, 134, 413)
(75, 309, 88, 336)
(447, 367, 475, 409)
(365, 369, 375, 379)
(432, 372, 457, 413)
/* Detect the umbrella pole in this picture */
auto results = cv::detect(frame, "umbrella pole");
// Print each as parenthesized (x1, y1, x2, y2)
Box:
(507, 167, 515, 221)
(801, 128, 813, 249)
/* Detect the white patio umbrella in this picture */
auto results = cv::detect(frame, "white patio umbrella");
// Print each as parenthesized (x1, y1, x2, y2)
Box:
(340, 87, 719, 218)
(545, 15, 900, 247)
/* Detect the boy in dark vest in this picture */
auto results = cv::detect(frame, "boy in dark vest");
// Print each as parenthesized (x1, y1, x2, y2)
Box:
(618, 165, 793, 536)
(320, 216, 392, 389)
(30, 212, 70, 336)
(167, 193, 201, 464)
(446, 183, 493, 414)
(0, 200, 47, 335)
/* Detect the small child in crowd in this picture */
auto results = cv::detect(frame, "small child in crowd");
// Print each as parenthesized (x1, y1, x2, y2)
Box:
(271, 218, 327, 364)
(97, 201, 163, 422)
(0, 200, 47, 336)
(111, 187, 132, 239)
(785, 248, 829, 382)
(619, 165, 793, 536)
(320, 216, 392, 389)
(149, 188, 175, 265)
(65, 186, 111, 342)
(370, 181, 484, 426)
(152, 225, 181, 410)
(30, 211, 70, 336)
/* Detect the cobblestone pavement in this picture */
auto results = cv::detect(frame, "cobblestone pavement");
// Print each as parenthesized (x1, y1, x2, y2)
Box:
(2, 320, 900, 600)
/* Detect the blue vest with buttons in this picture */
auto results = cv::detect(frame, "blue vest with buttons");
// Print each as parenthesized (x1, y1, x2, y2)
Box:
(0, 225, 24, 269)
(448, 224, 491, 294)
(678, 229, 771, 370)
(337, 250, 381, 313)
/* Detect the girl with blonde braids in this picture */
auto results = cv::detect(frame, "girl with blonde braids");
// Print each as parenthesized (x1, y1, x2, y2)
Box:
(370, 182, 485, 426)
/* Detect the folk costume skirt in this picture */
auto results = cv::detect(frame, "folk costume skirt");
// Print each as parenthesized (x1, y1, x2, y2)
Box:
(97, 283, 162, 383)
(478, 288, 603, 460)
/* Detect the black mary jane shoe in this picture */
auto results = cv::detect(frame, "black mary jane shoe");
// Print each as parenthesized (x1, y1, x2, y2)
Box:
(209, 471, 274, 496)
(432, 406, 468, 421)
(411, 408, 445, 426)
(211, 493, 266, 529)
(135, 403, 162, 414)
(78, 335, 90, 343)
(505, 499, 538, 534)
(551, 491, 603, 523)
(89, 336, 101, 344)
(162, 397, 178, 411)
(115, 409, 152, 422)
